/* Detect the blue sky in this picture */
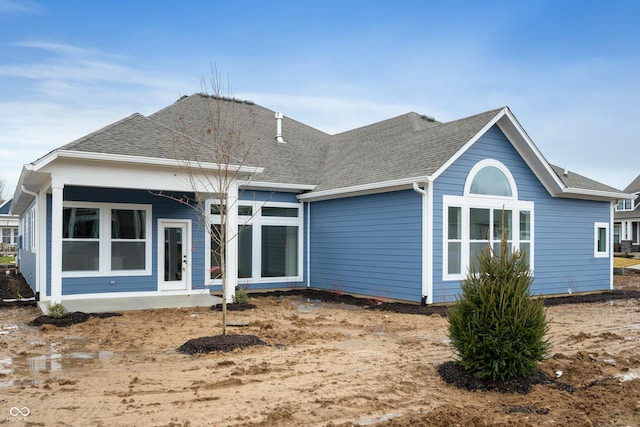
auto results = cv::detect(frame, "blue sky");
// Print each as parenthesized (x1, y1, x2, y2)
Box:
(1, 0, 639, 198)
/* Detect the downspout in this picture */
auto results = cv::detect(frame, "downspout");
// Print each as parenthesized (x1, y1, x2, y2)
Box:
(412, 181, 432, 305)
(306, 201, 311, 288)
(609, 201, 614, 290)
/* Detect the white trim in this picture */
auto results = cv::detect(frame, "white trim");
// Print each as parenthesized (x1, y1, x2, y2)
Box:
(61, 202, 153, 277)
(33, 149, 264, 175)
(157, 218, 192, 291)
(463, 159, 518, 200)
(205, 199, 304, 287)
(51, 183, 63, 304)
(298, 176, 431, 202)
(594, 221, 610, 258)
(241, 181, 316, 192)
(442, 194, 535, 282)
(42, 288, 212, 301)
(431, 110, 506, 181)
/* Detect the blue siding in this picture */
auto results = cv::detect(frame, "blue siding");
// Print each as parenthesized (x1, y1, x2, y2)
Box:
(432, 125, 611, 303)
(49, 186, 306, 296)
(309, 190, 423, 302)
(58, 187, 203, 296)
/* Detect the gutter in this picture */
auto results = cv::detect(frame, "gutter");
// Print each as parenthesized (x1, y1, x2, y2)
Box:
(298, 176, 432, 202)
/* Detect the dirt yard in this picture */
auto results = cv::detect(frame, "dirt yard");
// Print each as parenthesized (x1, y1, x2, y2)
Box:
(2, 276, 640, 426)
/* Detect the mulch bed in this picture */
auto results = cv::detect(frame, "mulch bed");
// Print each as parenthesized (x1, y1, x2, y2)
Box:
(437, 361, 575, 394)
(28, 311, 122, 327)
(177, 334, 267, 354)
(0, 268, 35, 305)
(210, 303, 257, 312)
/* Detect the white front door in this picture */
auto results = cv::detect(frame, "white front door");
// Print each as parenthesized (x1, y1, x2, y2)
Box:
(158, 219, 191, 291)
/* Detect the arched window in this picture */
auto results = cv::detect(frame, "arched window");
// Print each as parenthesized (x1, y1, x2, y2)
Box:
(464, 159, 517, 199)
(444, 160, 532, 281)
(470, 166, 512, 196)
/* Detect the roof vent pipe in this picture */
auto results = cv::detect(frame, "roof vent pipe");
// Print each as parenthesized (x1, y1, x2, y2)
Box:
(275, 112, 285, 143)
(563, 167, 569, 177)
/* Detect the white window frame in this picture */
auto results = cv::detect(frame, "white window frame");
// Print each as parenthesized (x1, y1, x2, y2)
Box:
(615, 199, 633, 211)
(61, 201, 152, 277)
(594, 222, 609, 258)
(443, 159, 534, 281)
(205, 199, 304, 286)
(21, 207, 35, 253)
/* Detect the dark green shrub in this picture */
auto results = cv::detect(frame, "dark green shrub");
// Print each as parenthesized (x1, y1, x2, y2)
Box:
(447, 239, 549, 381)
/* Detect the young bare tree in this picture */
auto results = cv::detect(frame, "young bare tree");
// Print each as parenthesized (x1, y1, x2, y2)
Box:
(155, 69, 259, 336)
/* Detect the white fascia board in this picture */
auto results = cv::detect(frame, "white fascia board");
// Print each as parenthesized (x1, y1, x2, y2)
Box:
(55, 150, 263, 175)
(240, 181, 317, 192)
(428, 107, 569, 198)
(559, 187, 636, 202)
(297, 176, 431, 202)
(497, 109, 566, 195)
(430, 108, 507, 181)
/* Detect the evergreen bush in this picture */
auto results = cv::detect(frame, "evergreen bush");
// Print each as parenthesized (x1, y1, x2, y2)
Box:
(47, 302, 68, 319)
(447, 234, 549, 381)
(234, 289, 249, 304)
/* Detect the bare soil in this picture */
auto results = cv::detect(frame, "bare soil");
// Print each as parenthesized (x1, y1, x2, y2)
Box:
(1, 275, 640, 426)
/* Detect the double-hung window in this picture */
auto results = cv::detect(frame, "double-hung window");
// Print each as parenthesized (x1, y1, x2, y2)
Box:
(62, 202, 151, 275)
(444, 160, 534, 279)
(207, 200, 303, 284)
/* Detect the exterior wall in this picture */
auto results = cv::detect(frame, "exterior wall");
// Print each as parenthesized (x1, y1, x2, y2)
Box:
(309, 190, 423, 302)
(432, 125, 612, 303)
(44, 187, 307, 298)
(17, 199, 37, 291)
(237, 189, 306, 290)
(51, 187, 202, 296)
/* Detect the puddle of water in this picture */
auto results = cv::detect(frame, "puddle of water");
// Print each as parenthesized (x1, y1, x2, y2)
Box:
(0, 357, 12, 374)
(0, 325, 19, 335)
(355, 412, 405, 425)
(617, 371, 640, 382)
(27, 351, 115, 373)
(0, 351, 115, 388)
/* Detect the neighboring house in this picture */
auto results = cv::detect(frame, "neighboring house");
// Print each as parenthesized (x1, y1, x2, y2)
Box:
(10, 94, 632, 312)
(0, 198, 19, 256)
(614, 175, 640, 253)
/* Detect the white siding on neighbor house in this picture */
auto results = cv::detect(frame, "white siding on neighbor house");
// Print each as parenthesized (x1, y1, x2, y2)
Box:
(432, 125, 612, 303)
(309, 189, 423, 302)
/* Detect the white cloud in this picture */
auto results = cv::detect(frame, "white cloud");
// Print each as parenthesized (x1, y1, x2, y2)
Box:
(0, 41, 197, 196)
(0, 0, 41, 14)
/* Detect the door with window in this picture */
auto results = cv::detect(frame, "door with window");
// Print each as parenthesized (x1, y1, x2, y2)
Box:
(158, 219, 191, 291)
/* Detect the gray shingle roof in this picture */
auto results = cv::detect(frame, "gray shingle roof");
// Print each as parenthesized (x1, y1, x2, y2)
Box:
(148, 94, 331, 186)
(60, 113, 181, 159)
(48, 94, 620, 199)
(550, 165, 624, 194)
(623, 174, 640, 193)
(316, 108, 502, 192)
